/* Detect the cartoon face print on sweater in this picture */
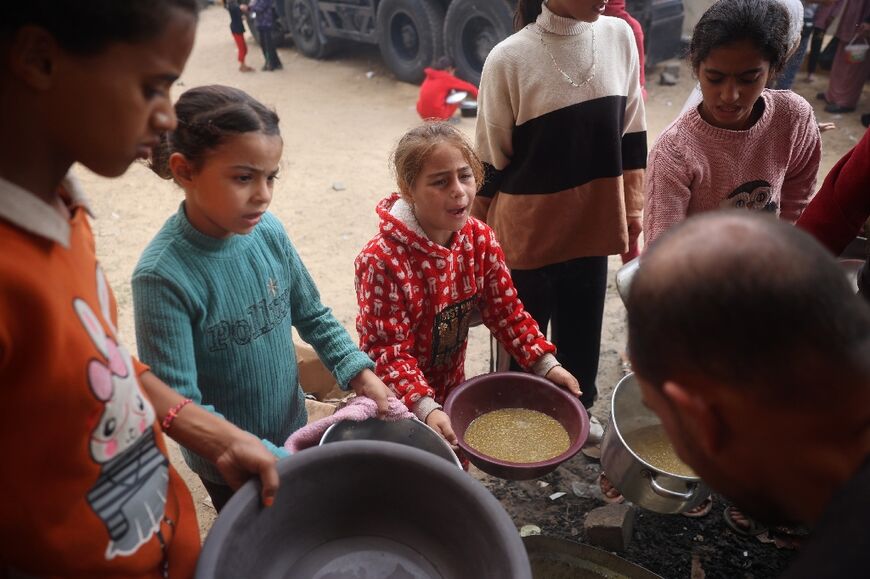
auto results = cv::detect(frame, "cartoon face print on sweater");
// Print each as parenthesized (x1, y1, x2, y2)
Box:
(76, 265, 170, 560)
(719, 180, 778, 214)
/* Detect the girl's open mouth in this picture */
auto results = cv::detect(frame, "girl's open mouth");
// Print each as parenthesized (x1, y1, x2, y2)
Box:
(448, 207, 467, 217)
(243, 212, 264, 225)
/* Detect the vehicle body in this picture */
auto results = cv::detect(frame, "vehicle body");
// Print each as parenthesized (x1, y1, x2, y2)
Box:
(246, 0, 684, 85)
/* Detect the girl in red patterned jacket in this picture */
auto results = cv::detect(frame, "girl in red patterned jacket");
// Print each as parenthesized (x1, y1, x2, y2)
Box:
(355, 122, 581, 443)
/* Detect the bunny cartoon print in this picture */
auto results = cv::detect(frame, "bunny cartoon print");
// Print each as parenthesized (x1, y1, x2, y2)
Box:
(75, 265, 170, 559)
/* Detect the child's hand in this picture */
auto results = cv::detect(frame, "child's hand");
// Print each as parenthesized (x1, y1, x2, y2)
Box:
(349, 368, 393, 416)
(214, 430, 280, 507)
(546, 366, 582, 398)
(426, 409, 458, 446)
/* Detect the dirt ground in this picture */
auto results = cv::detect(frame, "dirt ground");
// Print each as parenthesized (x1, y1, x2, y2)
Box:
(77, 4, 868, 578)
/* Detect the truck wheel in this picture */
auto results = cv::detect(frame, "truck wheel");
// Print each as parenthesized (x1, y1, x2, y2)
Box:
(444, 0, 513, 85)
(285, 0, 336, 58)
(377, 0, 445, 84)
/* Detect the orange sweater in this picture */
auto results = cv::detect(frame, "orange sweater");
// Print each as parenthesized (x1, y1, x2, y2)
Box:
(0, 177, 199, 578)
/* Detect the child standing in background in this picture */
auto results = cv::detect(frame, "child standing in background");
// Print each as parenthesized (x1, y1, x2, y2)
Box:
(645, 0, 821, 246)
(243, 0, 283, 70)
(473, 0, 647, 415)
(417, 56, 480, 120)
(134, 85, 392, 511)
(227, 0, 254, 72)
(0, 2, 281, 576)
(641, 0, 821, 520)
(355, 123, 581, 444)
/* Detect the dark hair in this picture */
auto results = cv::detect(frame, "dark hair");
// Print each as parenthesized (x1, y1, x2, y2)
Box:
(150, 85, 281, 180)
(393, 122, 484, 197)
(433, 55, 454, 70)
(689, 0, 790, 74)
(627, 212, 870, 406)
(1, 0, 199, 55)
(514, 0, 544, 31)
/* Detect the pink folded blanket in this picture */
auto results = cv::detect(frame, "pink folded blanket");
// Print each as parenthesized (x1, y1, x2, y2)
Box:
(285, 396, 414, 453)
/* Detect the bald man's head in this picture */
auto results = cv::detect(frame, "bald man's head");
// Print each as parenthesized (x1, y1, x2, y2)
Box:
(628, 212, 870, 405)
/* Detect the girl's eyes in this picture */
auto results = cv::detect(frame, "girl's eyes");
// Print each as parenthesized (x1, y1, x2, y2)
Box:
(234, 174, 279, 183)
(705, 76, 761, 85)
(143, 85, 169, 100)
(429, 174, 473, 187)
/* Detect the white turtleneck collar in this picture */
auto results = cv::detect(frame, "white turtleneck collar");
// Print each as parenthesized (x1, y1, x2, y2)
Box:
(536, 1, 595, 36)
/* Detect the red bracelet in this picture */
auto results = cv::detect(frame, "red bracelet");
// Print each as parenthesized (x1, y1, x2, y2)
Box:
(162, 398, 193, 431)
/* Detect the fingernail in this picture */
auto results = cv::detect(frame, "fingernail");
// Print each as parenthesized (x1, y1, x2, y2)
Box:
(264, 496, 274, 507)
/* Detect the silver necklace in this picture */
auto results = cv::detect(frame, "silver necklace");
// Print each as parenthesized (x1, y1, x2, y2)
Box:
(536, 23, 596, 88)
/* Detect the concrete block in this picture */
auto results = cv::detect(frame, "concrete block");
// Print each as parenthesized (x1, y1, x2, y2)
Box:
(584, 504, 635, 552)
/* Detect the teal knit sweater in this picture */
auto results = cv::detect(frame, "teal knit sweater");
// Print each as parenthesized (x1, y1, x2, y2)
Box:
(132, 204, 374, 484)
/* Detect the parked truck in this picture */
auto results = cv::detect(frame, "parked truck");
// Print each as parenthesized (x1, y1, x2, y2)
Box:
(247, 0, 683, 85)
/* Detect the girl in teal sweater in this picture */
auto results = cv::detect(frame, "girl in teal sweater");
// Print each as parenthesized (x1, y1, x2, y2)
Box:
(133, 85, 392, 511)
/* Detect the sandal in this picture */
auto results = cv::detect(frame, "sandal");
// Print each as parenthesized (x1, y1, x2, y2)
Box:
(581, 415, 605, 459)
(681, 495, 713, 518)
(598, 472, 625, 504)
(723, 505, 768, 537)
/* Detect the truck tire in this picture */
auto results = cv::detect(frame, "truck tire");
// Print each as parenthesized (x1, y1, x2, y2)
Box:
(444, 0, 513, 85)
(285, 0, 336, 58)
(377, 0, 445, 84)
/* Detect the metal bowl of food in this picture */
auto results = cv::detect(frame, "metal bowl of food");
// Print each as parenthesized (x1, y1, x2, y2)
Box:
(524, 535, 663, 578)
(601, 374, 710, 514)
(444, 371, 588, 480)
(320, 417, 462, 469)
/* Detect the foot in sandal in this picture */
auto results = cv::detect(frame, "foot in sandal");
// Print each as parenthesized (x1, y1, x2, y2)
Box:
(723, 505, 768, 536)
(598, 472, 625, 504)
(681, 494, 713, 518)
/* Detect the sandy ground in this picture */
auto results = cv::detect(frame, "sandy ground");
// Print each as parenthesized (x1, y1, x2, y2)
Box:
(77, 4, 869, 547)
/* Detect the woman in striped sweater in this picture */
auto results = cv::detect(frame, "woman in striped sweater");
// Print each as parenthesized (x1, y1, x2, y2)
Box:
(472, 0, 646, 415)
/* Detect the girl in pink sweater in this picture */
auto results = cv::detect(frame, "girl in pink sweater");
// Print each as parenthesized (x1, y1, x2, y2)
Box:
(644, 0, 821, 246)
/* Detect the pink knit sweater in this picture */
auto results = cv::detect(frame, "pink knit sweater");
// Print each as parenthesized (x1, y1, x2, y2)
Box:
(644, 89, 821, 245)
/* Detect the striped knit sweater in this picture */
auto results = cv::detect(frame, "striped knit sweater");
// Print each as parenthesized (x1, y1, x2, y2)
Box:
(132, 204, 373, 483)
(645, 89, 821, 245)
(472, 4, 647, 269)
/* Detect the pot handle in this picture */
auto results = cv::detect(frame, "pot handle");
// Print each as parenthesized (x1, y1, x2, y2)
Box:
(647, 472, 696, 501)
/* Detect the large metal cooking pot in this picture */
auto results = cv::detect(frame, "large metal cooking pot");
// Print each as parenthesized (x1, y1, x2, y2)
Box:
(600, 373, 710, 514)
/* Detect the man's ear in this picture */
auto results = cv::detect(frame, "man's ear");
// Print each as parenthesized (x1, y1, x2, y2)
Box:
(7, 26, 59, 90)
(661, 380, 725, 456)
(169, 152, 194, 185)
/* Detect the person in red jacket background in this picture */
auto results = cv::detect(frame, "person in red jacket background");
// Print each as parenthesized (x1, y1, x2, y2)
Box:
(417, 56, 480, 120)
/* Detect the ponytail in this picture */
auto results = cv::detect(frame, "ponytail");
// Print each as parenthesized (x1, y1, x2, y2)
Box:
(514, 0, 544, 31)
(149, 132, 175, 180)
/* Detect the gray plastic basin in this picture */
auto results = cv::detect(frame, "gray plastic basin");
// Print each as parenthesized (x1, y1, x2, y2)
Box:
(196, 440, 531, 579)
